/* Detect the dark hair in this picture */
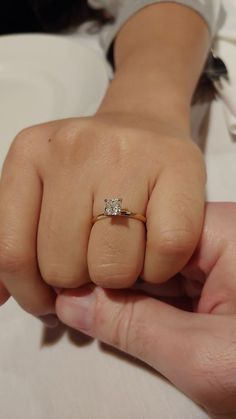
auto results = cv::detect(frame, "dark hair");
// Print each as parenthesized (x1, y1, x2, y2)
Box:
(0, 0, 113, 35)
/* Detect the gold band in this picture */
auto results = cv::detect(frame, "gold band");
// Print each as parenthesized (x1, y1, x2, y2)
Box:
(92, 209, 147, 225)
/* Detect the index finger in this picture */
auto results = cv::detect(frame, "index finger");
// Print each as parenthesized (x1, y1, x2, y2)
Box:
(0, 127, 56, 316)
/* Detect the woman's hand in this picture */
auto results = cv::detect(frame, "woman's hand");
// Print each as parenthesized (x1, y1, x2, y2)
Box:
(0, 112, 205, 316)
(0, 1, 210, 318)
(56, 203, 236, 419)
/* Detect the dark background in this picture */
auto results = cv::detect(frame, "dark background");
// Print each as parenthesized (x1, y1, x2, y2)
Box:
(0, 0, 110, 34)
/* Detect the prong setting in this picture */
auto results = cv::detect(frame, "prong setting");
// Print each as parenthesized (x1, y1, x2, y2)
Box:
(104, 198, 122, 216)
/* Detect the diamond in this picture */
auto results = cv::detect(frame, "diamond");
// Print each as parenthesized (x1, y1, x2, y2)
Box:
(104, 198, 122, 216)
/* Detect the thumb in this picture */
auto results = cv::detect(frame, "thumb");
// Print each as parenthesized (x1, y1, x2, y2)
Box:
(56, 286, 236, 416)
(56, 285, 218, 412)
(56, 286, 190, 374)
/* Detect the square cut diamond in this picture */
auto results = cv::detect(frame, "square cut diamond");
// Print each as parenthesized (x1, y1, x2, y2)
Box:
(104, 198, 122, 216)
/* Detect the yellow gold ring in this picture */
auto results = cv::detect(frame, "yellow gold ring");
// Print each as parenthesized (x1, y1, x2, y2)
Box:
(92, 198, 146, 225)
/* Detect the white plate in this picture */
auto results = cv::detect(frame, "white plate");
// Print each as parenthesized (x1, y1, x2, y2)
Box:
(0, 33, 109, 167)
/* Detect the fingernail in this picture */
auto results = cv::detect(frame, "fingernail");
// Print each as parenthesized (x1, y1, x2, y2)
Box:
(39, 314, 60, 328)
(58, 288, 95, 332)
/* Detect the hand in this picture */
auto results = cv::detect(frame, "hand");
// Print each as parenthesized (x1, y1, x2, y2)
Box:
(56, 203, 236, 419)
(0, 112, 205, 317)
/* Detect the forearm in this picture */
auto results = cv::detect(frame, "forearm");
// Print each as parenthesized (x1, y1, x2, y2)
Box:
(97, 2, 210, 133)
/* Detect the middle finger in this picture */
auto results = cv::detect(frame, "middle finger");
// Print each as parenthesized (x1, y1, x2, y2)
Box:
(38, 169, 92, 288)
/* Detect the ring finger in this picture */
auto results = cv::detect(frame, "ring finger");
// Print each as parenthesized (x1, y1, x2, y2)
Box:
(88, 174, 148, 288)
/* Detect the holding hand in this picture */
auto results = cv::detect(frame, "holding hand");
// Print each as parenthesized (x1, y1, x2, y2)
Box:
(56, 203, 236, 419)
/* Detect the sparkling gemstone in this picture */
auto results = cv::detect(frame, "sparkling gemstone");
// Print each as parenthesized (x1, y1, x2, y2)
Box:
(104, 198, 122, 216)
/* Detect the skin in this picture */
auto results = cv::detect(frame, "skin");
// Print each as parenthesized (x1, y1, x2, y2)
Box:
(1, 4, 234, 416)
(0, 3, 208, 315)
(56, 203, 236, 419)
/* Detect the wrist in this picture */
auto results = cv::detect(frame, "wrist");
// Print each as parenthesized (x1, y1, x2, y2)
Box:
(96, 2, 210, 138)
(97, 53, 191, 135)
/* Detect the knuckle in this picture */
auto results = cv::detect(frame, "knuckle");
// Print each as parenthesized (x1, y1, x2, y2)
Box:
(156, 229, 195, 258)
(4, 123, 52, 170)
(9, 127, 35, 159)
(41, 268, 83, 288)
(0, 243, 32, 274)
(14, 126, 35, 142)
(109, 295, 136, 352)
(91, 263, 137, 288)
(14, 125, 41, 146)
(108, 294, 150, 358)
(53, 124, 79, 148)
(53, 119, 90, 148)
(51, 118, 134, 171)
(52, 121, 93, 166)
